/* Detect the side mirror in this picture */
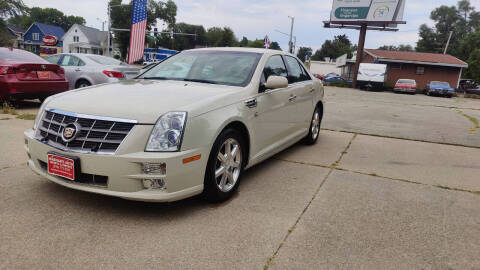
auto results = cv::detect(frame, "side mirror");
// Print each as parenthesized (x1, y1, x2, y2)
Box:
(265, 76, 288, 90)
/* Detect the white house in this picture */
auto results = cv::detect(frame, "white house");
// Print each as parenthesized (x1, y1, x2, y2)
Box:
(62, 24, 108, 55)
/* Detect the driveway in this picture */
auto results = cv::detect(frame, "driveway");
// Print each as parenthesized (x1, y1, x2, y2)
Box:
(1, 87, 479, 269)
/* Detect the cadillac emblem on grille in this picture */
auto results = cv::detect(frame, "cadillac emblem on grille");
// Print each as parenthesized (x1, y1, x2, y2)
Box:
(61, 122, 81, 142)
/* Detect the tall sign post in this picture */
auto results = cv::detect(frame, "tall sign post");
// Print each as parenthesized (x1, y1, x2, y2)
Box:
(325, 0, 407, 88)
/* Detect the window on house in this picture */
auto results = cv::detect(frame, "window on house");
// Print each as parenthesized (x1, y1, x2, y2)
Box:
(416, 66, 425, 75)
(32, 33, 39, 40)
(73, 36, 80, 42)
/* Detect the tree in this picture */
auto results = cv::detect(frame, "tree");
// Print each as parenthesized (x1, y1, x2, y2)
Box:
(415, 0, 480, 55)
(239, 36, 248, 47)
(246, 39, 263, 48)
(296, 47, 312, 62)
(270, 41, 281, 50)
(311, 35, 355, 61)
(465, 49, 480, 82)
(0, 0, 27, 18)
(8, 7, 86, 31)
(110, 0, 177, 58)
(205, 27, 237, 47)
(0, 0, 27, 47)
(156, 22, 205, 50)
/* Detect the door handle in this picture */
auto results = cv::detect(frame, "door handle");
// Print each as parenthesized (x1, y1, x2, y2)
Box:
(75, 68, 81, 72)
(288, 95, 297, 102)
(309, 87, 315, 93)
(244, 98, 257, 108)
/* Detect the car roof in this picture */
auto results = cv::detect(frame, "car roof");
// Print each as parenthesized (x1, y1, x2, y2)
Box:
(184, 47, 294, 56)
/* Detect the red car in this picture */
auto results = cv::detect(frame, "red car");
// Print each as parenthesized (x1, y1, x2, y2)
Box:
(0, 48, 69, 103)
(394, 79, 417, 94)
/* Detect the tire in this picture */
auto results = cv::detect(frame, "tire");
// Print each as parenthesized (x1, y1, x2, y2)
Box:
(303, 105, 322, 145)
(203, 128, 245, 203)
(75, 80, 91, 89)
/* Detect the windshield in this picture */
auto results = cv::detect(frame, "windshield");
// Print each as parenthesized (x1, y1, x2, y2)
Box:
(139, 50, 262, 87)
(398, 79, 415, 84)
(87, 55, 125, 66)
(431, 81, 450, 87)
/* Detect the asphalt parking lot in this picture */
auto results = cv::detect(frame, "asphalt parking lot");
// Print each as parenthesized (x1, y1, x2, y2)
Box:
(1, 87, 480, 269)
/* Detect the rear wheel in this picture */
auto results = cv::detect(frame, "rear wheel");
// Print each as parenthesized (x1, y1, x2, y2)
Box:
(303, 105, 322, 145)
(75, 80, 91, 89)
(203, 128, 245, 203)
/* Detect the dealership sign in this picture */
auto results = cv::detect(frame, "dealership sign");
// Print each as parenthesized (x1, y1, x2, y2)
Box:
(330, 0, 405, 23)
(42, 35, 58, 46)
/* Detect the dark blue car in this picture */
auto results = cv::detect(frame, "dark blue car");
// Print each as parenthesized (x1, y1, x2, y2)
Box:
(426, 81, 455, 98)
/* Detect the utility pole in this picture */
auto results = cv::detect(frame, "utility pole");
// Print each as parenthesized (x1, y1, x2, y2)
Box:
(444, 31, 453, 54)
(352, 24, 367, 89)
(106, 4, 110, 56)
(288, 16, 295, 54)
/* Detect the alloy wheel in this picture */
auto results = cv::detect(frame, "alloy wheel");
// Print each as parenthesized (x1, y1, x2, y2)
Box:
(215, 138, 242, 192)
(311, 109, 320, 140)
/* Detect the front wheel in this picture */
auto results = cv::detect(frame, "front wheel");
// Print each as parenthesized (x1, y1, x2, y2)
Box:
(303, 105, 322, 145)
(203, 128, 245, 203)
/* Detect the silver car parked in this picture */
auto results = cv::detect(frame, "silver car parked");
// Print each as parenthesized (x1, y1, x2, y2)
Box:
(45, 53, 140, 89)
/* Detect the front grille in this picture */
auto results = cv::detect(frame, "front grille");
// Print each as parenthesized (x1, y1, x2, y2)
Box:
(38, 109, 136, 154)
(38, 160, 108, 187)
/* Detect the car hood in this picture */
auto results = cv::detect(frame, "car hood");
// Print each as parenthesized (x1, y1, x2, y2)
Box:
(45, 79, 244, 123)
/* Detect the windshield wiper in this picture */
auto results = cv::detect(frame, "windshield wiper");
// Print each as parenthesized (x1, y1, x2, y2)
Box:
(182, 78, 220, 85)
(141, 77, 171, 80)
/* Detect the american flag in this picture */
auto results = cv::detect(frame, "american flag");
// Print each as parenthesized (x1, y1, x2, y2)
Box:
(128, 0, 148, 64)
(263, 35, 271, 49)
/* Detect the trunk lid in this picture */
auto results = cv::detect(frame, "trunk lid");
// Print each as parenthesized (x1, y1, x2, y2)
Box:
(13, 63, 65, 81)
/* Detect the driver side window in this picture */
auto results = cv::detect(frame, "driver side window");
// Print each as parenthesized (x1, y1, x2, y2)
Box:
(262, 55, 287, 83)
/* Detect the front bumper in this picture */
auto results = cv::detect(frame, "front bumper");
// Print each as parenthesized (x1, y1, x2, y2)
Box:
(394, 88, 416, 93)
(428, 89, 454, 96)
(24, 129, 207, 202)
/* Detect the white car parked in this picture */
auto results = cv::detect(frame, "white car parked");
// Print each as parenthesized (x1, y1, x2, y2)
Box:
(25, 48, 325, 202)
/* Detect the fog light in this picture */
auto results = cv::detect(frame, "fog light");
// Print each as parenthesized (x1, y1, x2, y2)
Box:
(142, 163, 166, 175)
(142, 179, 166, 190)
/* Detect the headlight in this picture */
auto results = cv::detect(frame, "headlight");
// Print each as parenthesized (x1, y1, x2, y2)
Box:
(33, 97, 52, 130)
(146, 111, 187, 152)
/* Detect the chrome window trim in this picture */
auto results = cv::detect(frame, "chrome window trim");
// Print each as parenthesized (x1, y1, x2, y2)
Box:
(46, 108, 138, 124)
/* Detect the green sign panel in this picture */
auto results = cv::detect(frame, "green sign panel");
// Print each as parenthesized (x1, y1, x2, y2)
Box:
(335, 7, 370, 20)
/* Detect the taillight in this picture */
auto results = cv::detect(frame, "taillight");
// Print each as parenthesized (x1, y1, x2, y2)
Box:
(0, 66, 15, 75)
(57, 68, 65, 76)
(103, 70, 124, 78)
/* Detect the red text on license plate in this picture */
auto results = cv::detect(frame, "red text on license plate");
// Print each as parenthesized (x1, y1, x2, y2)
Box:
(48, 154, 75, 180)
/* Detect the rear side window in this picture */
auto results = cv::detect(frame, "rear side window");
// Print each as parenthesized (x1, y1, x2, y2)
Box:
(87, 55, 124, 66)
(60, 55, 85, 66)
(45, 55, 61, 65)
(284, 56, 310, 84)
(263, 55, 287, 80)
(0, 48, 48, 63)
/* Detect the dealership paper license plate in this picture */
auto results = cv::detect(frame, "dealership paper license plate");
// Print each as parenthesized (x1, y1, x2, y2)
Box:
(37, 71, 51, 79)
(47, 153, 76, 181)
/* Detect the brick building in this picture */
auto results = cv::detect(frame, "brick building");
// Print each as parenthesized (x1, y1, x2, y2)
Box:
(341, 49, 468, 90)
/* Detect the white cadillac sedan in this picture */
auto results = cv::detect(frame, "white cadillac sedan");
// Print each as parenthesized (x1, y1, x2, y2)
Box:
(24, 48, 324, 202)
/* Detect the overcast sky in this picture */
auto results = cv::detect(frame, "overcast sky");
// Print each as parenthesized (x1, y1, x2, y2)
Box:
(22, 0, 480, 52)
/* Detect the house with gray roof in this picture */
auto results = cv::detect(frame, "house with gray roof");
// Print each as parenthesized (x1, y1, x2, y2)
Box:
(62, 24, 108, 55)
(7, 24, 26, 48)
